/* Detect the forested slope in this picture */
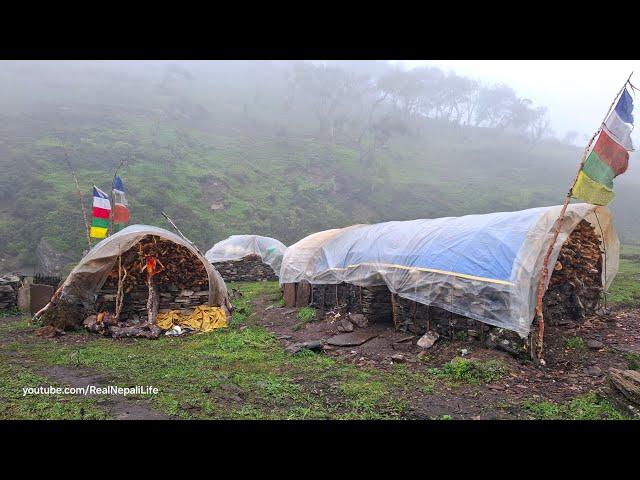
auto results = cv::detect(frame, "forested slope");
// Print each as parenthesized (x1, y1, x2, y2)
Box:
(0, 61, 637, 273)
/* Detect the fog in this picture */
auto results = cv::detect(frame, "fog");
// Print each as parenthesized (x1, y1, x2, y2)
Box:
(1, 60, 639, 272)
(401, 60, 640, 145)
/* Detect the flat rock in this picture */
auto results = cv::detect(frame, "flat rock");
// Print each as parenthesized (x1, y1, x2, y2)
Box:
(286, 340, 324, 354)
(326, 331, 378, 347)
(586, 366, 602, 377)
(586, 339, 605, 350)
(417, 331, 440, 349)
(391, 354, 406, 363)
(348, 313, 368, 328)
(338, 318, 354, 332)
(392, 341, 413, 352)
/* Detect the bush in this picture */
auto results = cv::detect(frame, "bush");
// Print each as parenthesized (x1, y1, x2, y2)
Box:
(293, 307, 316, 331)
(565, 337, 585, 350)
(429, 358, 508, 384)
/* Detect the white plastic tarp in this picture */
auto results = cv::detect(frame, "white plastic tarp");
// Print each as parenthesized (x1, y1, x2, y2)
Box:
(205, 235, 287, 276)
(58, 225, 230, 311)
(280, 204, 619, 337)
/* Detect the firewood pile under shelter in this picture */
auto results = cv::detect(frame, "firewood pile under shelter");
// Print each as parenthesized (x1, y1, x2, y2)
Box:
(205, 235, 287, 282)
(39, 225, 231, 338)
(280, 204, 619, 342)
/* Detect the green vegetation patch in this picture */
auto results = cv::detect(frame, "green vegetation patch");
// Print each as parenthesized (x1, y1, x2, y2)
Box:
(0, 282, 438, 420)
(625, 353, 640, 371)
(565, 336, 585, 350)
(0, 362, 111, 420)
(294, 307, 316, 331)
(521, 392, 625, 420)
(608, 251, 640, 307)
(429, 358, 508, 384)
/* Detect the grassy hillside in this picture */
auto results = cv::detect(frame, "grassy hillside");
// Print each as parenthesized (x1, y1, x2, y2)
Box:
(0, 61, 638, 272)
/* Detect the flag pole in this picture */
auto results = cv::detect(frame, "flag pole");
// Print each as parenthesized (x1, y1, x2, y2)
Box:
(62, 145, 92, 249)
(109, 157, 127, 235)
(532, 72, 633, 364)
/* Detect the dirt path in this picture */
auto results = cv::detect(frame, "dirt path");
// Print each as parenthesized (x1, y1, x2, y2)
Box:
(0, 315, 170, 420)
(42, 365, 169, 420)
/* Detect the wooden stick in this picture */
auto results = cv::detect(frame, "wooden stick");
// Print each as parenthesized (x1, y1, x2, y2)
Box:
(161, 211, 202, 255)
(63, 146, 92, 249)
(532, 73, 633, 363)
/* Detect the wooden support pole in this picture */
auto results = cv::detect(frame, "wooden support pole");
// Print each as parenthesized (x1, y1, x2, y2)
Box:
(532, 73, 633, 364)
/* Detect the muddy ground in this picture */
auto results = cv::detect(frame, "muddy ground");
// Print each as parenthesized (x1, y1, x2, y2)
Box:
(253, 294, 640, 418)
(1, 287, 639, 420)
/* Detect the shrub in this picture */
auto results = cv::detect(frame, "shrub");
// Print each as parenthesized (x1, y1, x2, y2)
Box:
(429, 358, 508, 384)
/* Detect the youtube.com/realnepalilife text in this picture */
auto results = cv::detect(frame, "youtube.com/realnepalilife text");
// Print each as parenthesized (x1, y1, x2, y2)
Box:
(22, 385, 159, 397)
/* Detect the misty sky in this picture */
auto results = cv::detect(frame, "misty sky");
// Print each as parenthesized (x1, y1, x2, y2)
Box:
(399, 60, 640, 145)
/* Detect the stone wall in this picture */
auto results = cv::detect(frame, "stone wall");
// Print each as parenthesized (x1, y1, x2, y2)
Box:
(97, 284, 210, 323)
(212, 254, 277, 282)
(0, 274, 21, 310)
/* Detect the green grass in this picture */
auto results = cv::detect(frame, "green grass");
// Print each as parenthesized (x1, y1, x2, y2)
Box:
(428, 358, 508, 385)
(0, 361, 111, 420)
(0, 307, 21, 318)
(608, 247, 640, 307)
(293, 307, 316, 331)
(565, 336, 585, 350)
(625, 353, 640, 371)
(521, 392, 626, 420)
(0, 282, 438, 420)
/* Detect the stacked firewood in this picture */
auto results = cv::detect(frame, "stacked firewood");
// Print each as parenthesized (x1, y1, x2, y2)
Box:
(89, 235, 211, 335)
(212, 254, 277, 282)
(305, 283, 392, 323)
(96, 285, 209, 322)
(102, 235, 209, 293)
(543, 220, 604, 323)
(0, 274, 20, 310)
(309, 283, 362, 316)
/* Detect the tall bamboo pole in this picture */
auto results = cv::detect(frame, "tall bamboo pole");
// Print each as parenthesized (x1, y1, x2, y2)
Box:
(62, 146, 92, 249)
(532, 73, 633, 363)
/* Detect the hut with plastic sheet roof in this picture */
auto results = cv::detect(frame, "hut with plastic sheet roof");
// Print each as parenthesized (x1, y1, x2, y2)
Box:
(280, 204, 618, 341)
(205, 235, 287, 282)
(39, 225, 232, 336)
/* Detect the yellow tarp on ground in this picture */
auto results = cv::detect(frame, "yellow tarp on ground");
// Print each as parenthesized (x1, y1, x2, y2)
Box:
(156, 306, 228, 332)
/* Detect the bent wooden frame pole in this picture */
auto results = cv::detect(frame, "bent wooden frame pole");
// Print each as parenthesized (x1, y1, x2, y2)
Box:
(532, 73, 633, 363)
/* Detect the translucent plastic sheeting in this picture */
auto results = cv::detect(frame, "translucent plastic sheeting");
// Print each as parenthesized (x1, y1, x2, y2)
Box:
(205, 235, 287, 276)
(280, 204, 619, 337)
(57, 225, 231, 311)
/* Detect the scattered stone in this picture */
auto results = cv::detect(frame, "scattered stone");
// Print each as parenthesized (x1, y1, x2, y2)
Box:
(338, 318, 354, 332)
(392, 341, 413, 352)
(391, 354, 406, 363)
(0, 274, 21, 311)
(586, 339, 605, 350)
(417, 351, 430, 360)
(348, 313, 368, 328)
(460, 348, 470, 356)
(326, 331, 378, 347)
(35, 325, 64, 338)
(586, 366, 602, 377)
(417, 331, 439, 350)
(286, 340, 324, 354)
(609, 368, 640, 406)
